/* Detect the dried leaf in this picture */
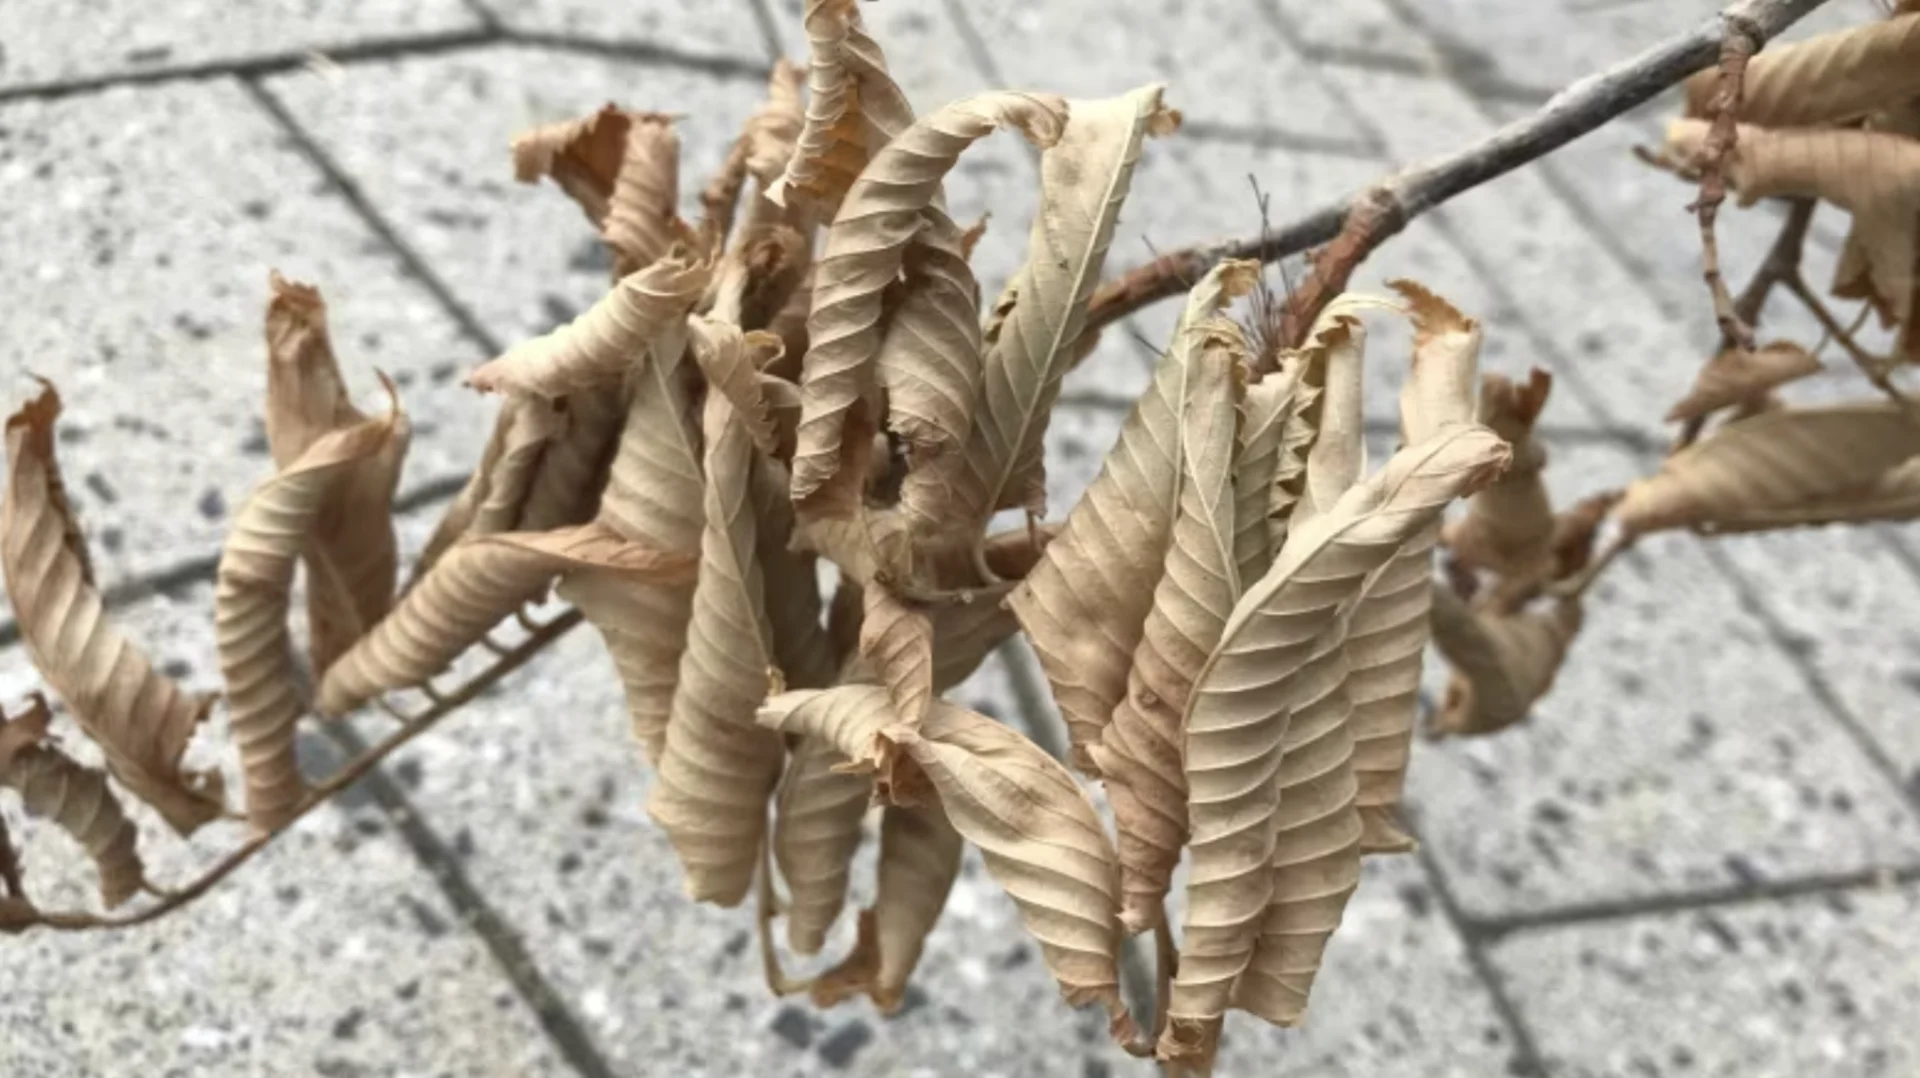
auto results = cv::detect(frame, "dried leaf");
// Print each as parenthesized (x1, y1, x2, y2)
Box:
(766, 0, 917, 217)
(758, 685, 895, 776)
(1615, 402, 1920, 535)
(1665, 341, 1822, 423)
(1347, 283, 1484, 856)
(1291, 313, 1368, 529)
(1232, 366, 1301, 586)
(746, 59, 807, 183)
(876, 212, 988, 459)
(220, 413, 399, 831)
(596, 320, 704, 551)
(0, 694, 144, 908)
(1683, 12, 1920, 128)
(416, 396, 566, 579)
(468, 254, 709, 399)
(511, 104, 630, 226)
(1007, 259, 1255, 772)
(605, 112, 680, 278)
(647, 386, 787, 906)
(1664, 120, 1920, 347)
(751, 456, 838, 693)
(773, 736, 872, 955)
(891, 700, 1142, 1050)
(1698, 455, 1920, 531)
(516, 386, 626, 533)
(1429, 590, 1583, 738)
(859, 586, 935, 729)
(914, 85, 1179, 533)
(1265, 349, 1325, 558)
(317, 522, 692, 716)
(1444, 370, 1555, 578)
(263, 276, 411, 675)
(688, 316, 784, 454)
(1165, 425, 1510, 1061)
(791, 91, 1068, 506)
(2, 384, 223, 834)
(1089, 341, 1242, 933)
(811, 803, 962, 1012)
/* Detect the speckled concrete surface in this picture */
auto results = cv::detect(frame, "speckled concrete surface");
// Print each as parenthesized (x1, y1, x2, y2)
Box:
(4, 1, 1920, 1076)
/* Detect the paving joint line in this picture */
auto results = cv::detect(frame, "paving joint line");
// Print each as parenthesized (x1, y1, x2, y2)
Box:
(319, 720, 619, 1078)
(1177, 118, 1381, 160)
(0, 25, 769, 107)
(746, 0, 790, 62)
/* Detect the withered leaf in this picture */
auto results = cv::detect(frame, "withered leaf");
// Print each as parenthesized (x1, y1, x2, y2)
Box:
(1166, 425, 1509, 1060)
(751, 456, 838, 693)
(468, 254, 709, 399)
(0, 694, 144, 908)
(766, 0, 917, 218)
(1663, 120, 1920, 353)
(915, 85, 1179, 533)
(773, 736, 872, 955)
(758, 685, 894, 778)
(416, 396, 566, 579)
(2, 384, 224, 834)
(791, 91, 1068, 507)
(604, 112, 681, 279)
(1232, 365, 1301, 586)
(511, 103, 630, 226)
(1429, 588, 1583, 738)
(515, 386, 626, 533)
(745, 59, 807, 184)
(811, 803, 962, 1012)
(1265, 348, 1325, 560)
(1007, 259, 1256, 772)
(1615, 401, 1920, 535)
(647, 387, 787, 907)
(875, 212, 989, 461)
(890, 699, 1142, 1051)
(1089, 339, 1242, 934)
(1664, 342, 1822, 424)
(859, 585, 935, 730)
(1349, 284, 1484, 856)
(1697, 456, 1920, 532)
(220, 412, 400, 831)
(263, 275, 411, 676)
(688, 316, 784, 455)
(1683, 12, 1920, 128)
(318, 523, 692, 716)
(1444, 370, 1555, 579)
(1291, 309, 1369, 529)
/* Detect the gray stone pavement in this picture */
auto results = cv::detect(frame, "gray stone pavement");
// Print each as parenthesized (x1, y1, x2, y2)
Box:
(4, 0, 1920, 1075)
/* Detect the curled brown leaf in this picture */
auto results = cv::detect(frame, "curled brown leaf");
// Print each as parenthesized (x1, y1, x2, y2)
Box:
(811, 803, 962, 1012)
(773, 736, 872, 955)
(605, 112, 681, 279)
(0, 694, 145, 908)
(1429, 589, 1584, 738)
(1665, 341, 1822, 423)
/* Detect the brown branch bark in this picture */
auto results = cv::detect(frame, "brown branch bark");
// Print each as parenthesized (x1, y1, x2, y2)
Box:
(1081, 0, 1835, 337)
(1692, 23, 1761, 355)
(3, 607, 583, 934)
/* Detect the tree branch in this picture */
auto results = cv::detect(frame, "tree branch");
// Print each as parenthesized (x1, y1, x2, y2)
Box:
(1081, 0, 1835, 337)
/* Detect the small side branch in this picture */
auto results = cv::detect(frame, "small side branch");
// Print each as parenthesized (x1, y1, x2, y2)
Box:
(1691, 17, 1762, 355)
(1080, 0, 1833, 335)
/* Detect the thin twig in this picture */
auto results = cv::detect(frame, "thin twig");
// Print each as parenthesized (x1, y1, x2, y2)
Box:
(1690, 24, 1761, 356)
(1079, 0, 1833, 337)
(1783, 274, 1908, 404)
(9, 608, 583, 933)
(1271, 187, 1406, 360)
(755, 835, 814, 997)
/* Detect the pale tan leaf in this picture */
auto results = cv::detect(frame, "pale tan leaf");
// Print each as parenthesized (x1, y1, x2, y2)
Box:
(1292, 314, 1368, 529)
(811, 803, 962, 1012)
(860, 586, 935, 729)
(318, 522, 692, 716)
(220, 414, 398, 830)
(1006, 258, 1254, 772)
(746, 59, 807, 183)
(468, 255, 709, 399)
(1232, 366, 1300, 586)
(1664, 120, 1920, 339)
(1165, 425, 1510, 1060)
(263, 275, 412, 675)
(773, 736, 872, 955)
(465, 397, 566, 539)
(0, 694, 144, 908)
(597, 319, 704, 551)
(647, 388, 786, 906)
(1615, 402, 1920, 535)
(1699, 455, 1920, 531)
(605, 112, 680, 278)
(516, 386, 626, 533)
(707, 225, 811, 333)
(511, 103, 629, 225)
(2, 384, 224, 834)
(1429, 589, 1583, 738)
(876, 211, 988, 459)
(688, 316, 783, 454)
(1090, 343, 1242, 933)
(1665, 342, 1822, 423)
(1265, 348, 1325, 560)
(1345, 284, 1485, 855)
(891, 700, 1142, 1049)
(791, 92, 1068, 506)
(1444, 370, 1556, 578)
(766, 0, 917, 217)
(914, 85, 1180, 533)
(750, 456, 838, 692)
(1683, 12, 1920, 128)
(757, 685, 895, 776)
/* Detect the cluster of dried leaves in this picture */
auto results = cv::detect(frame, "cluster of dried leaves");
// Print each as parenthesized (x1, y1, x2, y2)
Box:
(4, 0, 1918, 1072)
